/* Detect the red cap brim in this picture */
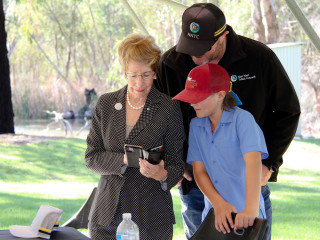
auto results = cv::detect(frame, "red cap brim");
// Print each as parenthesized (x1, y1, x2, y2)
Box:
(172, 89, 211, 104)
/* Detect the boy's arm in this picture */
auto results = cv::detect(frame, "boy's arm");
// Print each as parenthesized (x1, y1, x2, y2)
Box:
(235, 151, 261, 230)
(193, 161, 237, 234)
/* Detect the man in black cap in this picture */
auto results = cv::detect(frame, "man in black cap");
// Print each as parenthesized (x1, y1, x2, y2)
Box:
(154, 3, 300, 240)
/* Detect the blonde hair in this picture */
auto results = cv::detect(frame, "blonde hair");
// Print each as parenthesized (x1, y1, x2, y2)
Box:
(118, 34, 161, 72)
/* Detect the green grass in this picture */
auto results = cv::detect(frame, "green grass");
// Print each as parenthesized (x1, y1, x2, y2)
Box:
(0, 138, 186, 239)
(268, 169, 320, 240)
(0, 138, 97, 231)
(0, 138, 96, 183)
(0, 137, 319, 240)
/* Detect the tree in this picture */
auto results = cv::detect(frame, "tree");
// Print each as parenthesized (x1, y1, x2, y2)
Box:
(0, 1, 14, 134)
(252, 0, 266, 43)
(251, 0, 280, 43)
(3, 0, 319, 123)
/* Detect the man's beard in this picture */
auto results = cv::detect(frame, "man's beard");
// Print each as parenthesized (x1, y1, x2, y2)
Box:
(206, 40, 222, 64)
(192, 40, 222, 66)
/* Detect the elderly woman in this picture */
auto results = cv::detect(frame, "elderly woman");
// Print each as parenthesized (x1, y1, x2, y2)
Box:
(85, 34, 185, 240)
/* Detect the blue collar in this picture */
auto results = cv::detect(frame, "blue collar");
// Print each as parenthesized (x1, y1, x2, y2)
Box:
(194, 107, 237, 134)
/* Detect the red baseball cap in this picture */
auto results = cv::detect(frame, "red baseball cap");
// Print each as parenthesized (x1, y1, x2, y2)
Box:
(172, 63, 231, 104)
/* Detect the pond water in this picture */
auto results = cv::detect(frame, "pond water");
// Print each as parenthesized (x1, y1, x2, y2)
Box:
(14, 118, 90, 138)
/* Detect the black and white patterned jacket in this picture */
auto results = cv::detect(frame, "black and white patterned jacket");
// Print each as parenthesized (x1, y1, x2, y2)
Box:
(85, 85, 185, 229)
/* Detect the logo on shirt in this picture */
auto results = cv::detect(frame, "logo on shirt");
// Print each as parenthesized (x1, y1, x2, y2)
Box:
(186, 77, 198, 88)
(190, 22, 200, 33)
(231, 74, 256, 82)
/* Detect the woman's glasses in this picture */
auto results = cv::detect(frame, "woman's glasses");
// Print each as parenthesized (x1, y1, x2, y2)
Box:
(125, 71, 155, 81)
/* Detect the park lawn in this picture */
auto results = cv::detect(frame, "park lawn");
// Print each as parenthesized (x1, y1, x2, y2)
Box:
(0, 137, 319, 240)
(269, 169, 320, 240)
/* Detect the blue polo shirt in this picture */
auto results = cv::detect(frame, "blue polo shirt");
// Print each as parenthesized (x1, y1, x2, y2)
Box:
(187, 107, 268, 221)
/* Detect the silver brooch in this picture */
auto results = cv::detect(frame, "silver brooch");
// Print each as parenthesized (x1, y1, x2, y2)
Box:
(115, 103, 122, 110)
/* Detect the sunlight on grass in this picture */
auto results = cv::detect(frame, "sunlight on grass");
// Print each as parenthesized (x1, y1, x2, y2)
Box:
(0, 153, 19, 160)
(268, 163, 320, 240)
(172, 192, 186, 240)
(170, 187, 180, 196)
(0, 181, 97, 198)
(278, 174, 315, 181)
(0, 138, 98, 184)
(282, 139, 320, 171)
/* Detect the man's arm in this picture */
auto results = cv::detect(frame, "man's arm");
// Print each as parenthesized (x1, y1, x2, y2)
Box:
(263, 50, 301, 181)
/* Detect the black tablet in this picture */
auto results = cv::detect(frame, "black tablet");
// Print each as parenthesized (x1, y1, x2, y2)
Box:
(124, 144, 164, 167)
(124, 144, 143, 168)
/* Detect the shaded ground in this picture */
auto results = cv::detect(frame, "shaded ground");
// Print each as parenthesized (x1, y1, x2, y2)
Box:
(0, 134, 62, 145)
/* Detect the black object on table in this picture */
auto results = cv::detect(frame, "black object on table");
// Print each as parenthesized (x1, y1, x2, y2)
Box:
(0, 227, 91, 240)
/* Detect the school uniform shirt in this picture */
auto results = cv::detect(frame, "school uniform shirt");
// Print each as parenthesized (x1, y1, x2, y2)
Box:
(85, 86, 185, 233)
(155, 25, 300, 186)
(187, 107, 268, 221)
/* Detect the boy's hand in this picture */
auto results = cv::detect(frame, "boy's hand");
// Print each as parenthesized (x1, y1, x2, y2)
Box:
(234, 208, 258, 231)
(214, 201, 237, 234)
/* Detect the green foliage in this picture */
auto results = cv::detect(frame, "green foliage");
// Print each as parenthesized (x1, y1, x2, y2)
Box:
(4, 0, 320, 119)
(219, 0, 253, 37)
(20, 91, 30, 119)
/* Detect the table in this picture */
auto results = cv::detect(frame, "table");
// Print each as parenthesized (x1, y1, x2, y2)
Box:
(0, 227, 91, 240)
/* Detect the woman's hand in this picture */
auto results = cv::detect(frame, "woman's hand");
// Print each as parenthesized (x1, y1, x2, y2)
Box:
(234, 208, 258, 231)
(139, 158, 167, 181)
(213, 200, 237, 234)
(123, 154, 128, 165)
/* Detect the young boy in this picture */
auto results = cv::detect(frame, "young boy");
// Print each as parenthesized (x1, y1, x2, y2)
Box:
(173, 63, 268, 234)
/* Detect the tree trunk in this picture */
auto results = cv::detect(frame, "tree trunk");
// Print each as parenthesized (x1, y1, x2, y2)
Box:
(261, 0, 280, 43)
(0, 1, 14, 134)
(251, 0, 266, 43)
